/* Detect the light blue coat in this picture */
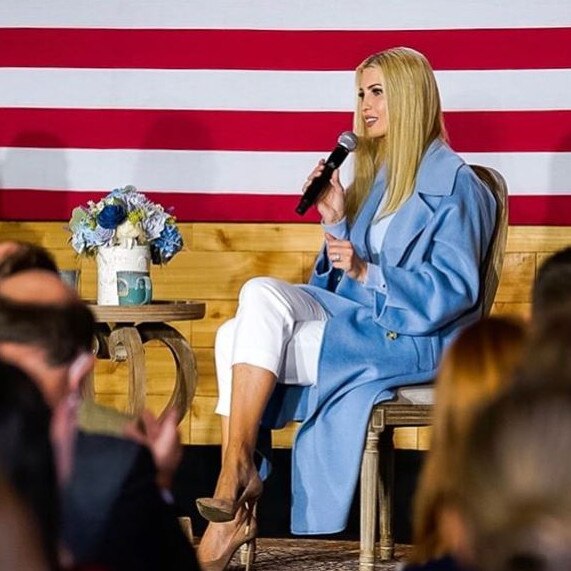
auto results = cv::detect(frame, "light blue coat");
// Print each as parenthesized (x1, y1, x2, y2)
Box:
(262, 139, 497, 534)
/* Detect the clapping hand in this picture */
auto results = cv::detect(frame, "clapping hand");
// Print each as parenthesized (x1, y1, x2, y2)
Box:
(124, 407, 182, 491)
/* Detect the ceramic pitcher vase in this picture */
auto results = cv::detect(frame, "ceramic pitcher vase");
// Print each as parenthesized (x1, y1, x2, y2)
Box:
(96, 243, 151, 305)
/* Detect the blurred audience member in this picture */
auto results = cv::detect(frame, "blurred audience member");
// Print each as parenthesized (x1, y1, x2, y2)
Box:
(531, 246, 571, 323)
(0, 239, 58, 278)
(453, 384, 571, 571)
(0, 240, 182, 490)
(408, 316, 528, 569)
(0, 360, 60, 569)
(517, 306, 571, 388)
(0, 477, 51, 571)
(0, 270, 199, 570)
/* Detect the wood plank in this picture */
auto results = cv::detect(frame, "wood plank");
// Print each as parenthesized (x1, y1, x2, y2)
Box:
(189, 395, 221, 445)
(506, 226, 571, 253)
(193, 223, 323, 253)
(495, 252, 536, 303)
(151, 251, 305, 300)
(191, 300, 237, 348)
(491, 302, 532, 320)
(393, 427, 419, 449)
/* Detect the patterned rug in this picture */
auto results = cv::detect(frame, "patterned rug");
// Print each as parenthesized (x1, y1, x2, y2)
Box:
(225, 538, 412, 570)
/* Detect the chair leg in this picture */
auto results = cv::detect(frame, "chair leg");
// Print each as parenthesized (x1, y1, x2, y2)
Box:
(359, 423, 380, 570)
(379, 427, 395, 560)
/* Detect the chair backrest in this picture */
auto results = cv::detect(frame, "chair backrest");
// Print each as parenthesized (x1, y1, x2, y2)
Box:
(470, 164, 509, 317)
(396, 165, 508, 403)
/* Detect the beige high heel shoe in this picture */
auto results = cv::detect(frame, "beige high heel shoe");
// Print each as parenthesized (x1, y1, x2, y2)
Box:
(196, 473, 263, 523)
(200, 507, 258, 571)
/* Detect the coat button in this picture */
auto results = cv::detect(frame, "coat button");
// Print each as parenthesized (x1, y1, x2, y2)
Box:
(386, 331, 398, 340)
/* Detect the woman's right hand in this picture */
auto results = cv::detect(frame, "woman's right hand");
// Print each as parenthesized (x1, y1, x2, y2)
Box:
(302, 160, 346, 224)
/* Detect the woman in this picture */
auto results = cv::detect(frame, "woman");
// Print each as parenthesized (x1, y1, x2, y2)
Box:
(408, 316, 528, 569)
(197, 46, 497, 569)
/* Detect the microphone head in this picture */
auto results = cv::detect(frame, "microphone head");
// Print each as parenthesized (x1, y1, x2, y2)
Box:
(337, 131, 358, 152)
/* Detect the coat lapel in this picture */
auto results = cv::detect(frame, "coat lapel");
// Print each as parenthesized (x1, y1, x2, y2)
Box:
(381, 192, 434, 266)
(379, 140, 464, 267)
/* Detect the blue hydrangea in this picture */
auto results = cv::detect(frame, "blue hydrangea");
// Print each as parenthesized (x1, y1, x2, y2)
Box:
(97, 203, 127, 229)
(141, 210, 168, 241)
(112, 186, 148, 211)
(151, 223, 183, 264)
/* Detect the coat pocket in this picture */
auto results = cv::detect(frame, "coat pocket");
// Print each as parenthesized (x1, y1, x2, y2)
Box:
(411, 334, 437, 372)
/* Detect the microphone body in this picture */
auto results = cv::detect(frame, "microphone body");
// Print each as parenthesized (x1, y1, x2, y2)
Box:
(295, 131, 358, 216)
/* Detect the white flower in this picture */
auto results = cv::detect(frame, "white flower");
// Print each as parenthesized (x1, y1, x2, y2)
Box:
(116, 220, 142, 241)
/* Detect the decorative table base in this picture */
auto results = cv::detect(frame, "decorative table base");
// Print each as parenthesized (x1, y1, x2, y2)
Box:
(88, 301, 206, 423)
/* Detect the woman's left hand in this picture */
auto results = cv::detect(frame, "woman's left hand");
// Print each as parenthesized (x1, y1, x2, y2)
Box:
(325, 233, 367, 282)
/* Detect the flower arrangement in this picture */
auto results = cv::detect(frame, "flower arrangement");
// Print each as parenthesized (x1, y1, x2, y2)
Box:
(68, 185, 183, 264)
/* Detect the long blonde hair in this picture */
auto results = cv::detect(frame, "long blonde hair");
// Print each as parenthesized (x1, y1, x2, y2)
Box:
(411, 316, 528, 563)
(346, 47, 447, 222)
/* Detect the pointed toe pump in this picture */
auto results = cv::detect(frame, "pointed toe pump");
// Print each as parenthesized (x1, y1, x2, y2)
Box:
(196, 473, 263, 523)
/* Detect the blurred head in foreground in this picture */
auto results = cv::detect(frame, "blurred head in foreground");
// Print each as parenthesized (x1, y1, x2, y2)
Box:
(454, 384, 571, 571)
(412, 315, 528, 563)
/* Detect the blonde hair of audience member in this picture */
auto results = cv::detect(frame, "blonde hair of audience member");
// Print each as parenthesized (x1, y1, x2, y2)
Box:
(454, 384, 571, 571)
(411, 316, 528, 563)
(346, 46, 447, 222)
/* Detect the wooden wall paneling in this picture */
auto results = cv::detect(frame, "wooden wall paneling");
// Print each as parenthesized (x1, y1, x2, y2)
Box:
(2, 222, 571, 450)
(189, 395, 221, 445)
(506, 227, 571, 253)
(191, 300, 238, 348)
(494, 252, 536, 303)
(491, 302, 532, 320)
(193, 223, 323, 253)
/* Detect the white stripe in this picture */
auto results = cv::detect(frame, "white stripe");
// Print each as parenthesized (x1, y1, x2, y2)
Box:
(0, 148, 568, 195)
(0, 0, 569, 29)
(1, 68, 570, 112)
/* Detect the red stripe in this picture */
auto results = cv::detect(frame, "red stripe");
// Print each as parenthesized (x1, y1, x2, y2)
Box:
(508, 196, 571, 225)
(1, 190, 570, 225)
(0, 108, 569, 153)
(1, 27, 570, 71)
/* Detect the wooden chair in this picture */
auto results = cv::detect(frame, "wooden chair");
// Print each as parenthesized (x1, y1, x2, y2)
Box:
(358, 164, 509, 569)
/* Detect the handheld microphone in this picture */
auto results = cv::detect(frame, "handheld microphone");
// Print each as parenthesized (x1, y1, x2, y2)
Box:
(295, 131, 358, 216)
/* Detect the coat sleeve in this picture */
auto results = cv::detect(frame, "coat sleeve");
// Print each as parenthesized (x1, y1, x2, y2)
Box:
(370, 172, 496, 335)
(308, 218, 350, 291)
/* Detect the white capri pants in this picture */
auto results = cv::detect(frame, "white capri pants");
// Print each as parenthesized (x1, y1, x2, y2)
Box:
(214, 277, 329, 416)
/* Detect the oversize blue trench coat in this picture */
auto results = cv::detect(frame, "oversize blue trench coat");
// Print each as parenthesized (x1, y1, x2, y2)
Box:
(262, 140, 497, 534)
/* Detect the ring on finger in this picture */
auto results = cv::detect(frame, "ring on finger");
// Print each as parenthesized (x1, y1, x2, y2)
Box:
(332, 253, 341, 262)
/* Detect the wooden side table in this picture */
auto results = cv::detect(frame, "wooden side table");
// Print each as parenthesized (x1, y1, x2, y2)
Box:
(87, 301, 206, 423)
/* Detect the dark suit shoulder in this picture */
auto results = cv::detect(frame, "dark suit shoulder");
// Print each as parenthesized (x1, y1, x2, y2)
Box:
(62, 431, 155, 564)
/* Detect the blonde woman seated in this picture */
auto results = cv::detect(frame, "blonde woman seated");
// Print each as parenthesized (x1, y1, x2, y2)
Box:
(197, 47, 497, 571)
(406, 316, 528, 571)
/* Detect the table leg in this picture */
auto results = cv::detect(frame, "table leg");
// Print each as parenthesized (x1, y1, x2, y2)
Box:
(108, 325, 147, 415)
(137, 323, 198, 424)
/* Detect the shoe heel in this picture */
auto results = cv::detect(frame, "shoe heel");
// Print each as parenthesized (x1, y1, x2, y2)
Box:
(240, 538, 256, 570)
(240, 538, 256, 567)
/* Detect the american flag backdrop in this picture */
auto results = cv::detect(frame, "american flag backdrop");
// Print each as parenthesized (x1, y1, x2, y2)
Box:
(0, 1, 570, 224)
